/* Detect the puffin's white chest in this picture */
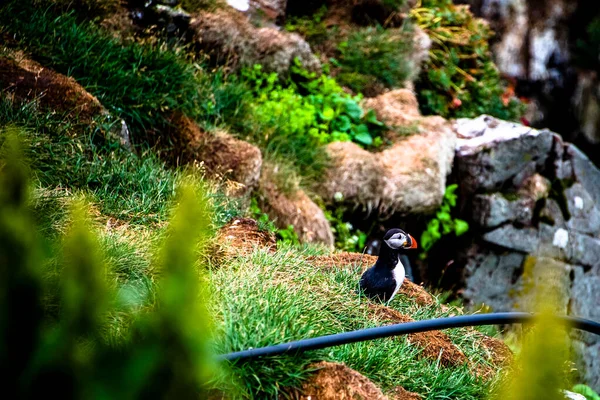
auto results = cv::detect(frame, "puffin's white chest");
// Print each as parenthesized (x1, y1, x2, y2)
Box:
(388, 259, 406, 304)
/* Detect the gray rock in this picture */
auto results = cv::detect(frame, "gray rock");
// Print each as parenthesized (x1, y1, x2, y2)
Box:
(540, 198, 566, 226)
(463, 248, 525, 311)
(454, 115, 554, 192)
(483, 225, 540, 253)
(567, 144, 600, 206)
(565, 183, 600, 236)
(484, 224, 600, 270)
(572, 337, 600, 393)
(472, 193, 534, 228)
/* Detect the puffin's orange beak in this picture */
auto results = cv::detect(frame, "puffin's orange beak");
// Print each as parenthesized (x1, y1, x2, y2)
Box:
(408, 234, 418, 249)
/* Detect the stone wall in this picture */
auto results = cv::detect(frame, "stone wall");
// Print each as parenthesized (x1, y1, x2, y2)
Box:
(453, 115, 600, 391)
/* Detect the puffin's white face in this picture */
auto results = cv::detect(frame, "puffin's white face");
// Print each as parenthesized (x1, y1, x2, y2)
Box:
(384, 230, 418, 250)
(385, 232, 407, 249)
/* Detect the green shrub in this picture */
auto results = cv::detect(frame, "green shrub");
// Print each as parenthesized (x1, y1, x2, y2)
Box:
(575, 16, 600, 71)
(284, 5, 330, 44)
(0, 130, 218, 397)
(337, 25, 415, 91)
(238, 63, 387, 179)
(411, 0, 524, 120)
(419, 184, 468, 259)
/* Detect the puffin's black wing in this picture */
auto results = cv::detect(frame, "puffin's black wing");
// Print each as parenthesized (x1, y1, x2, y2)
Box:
(359, 267, 396, 302)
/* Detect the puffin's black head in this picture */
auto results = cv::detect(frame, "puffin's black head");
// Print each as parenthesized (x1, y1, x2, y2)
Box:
(383, 228, 418, 250)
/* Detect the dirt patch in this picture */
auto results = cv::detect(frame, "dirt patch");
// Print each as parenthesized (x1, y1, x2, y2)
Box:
(477, 334, 513, 367)
(307, 252, 435, 306)
(389, 386, 422, 400)
(368, 304, 467, 367)
(296, 361, 388, 400)
(213, 218, 276, 260)
(0, 56, 105, 123)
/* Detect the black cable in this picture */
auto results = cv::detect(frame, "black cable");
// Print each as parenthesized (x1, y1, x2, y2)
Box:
(217, 312, 600, 362)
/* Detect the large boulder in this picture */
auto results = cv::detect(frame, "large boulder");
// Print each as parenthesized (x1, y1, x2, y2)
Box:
(454, 115, 554, 193)
(189, 9, 320, 75)
(316, 90, 456, 216)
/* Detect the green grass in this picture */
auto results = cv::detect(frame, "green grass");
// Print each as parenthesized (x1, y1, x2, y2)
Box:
(0, 97, 242, 227)
(337, 25, 415, 92)
(0, 0, 244, 145)
(209, 245, 505, 398)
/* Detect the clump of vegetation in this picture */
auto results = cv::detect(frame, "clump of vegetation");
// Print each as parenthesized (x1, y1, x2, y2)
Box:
(284, 5, 330, 44)
(575, 15, 600, 72)
(411, 0, 524, 120)
(34, 0, 122, 19)
(336, 25, 415, 93)
(238, 62, 387, 179)
(325, 205, 369, 252)
(419, 184, 468, 259)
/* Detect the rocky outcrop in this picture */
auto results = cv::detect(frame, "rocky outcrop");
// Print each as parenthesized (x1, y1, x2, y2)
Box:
(316, 90, 456, 217)
(452, 114, 600, 391)
(461, 0, 600, 166)
(190, 9, 320, 75)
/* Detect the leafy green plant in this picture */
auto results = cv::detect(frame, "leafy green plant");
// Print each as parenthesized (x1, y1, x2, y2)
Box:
(242, 62, 387, 150)
(284, 5, 330, 44)
(411, 0, 524, 120)
(325, 206, 369, 252)
(337, 25, 416, 92)
(572, 384, 600, 400)
(419, 184, 468, 259)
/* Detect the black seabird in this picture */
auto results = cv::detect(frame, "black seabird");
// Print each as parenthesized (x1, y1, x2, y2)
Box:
(359, 228, 418, 304)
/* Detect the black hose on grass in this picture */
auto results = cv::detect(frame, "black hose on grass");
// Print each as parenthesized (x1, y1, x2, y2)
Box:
(217, 312, 600, 362)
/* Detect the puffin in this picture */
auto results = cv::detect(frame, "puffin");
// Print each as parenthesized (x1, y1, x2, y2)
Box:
(359, 228, 418, 304)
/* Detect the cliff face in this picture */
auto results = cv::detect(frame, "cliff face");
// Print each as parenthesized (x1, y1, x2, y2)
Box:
(458, 0, 600, 166)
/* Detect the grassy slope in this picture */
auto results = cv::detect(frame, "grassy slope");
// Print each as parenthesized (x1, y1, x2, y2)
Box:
(210, 246, 504, 398)
(0, 2, 509, 398)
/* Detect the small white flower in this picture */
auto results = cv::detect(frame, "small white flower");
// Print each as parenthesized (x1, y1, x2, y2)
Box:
(574, 196, 584, 210)
(334, 191, 344, 202)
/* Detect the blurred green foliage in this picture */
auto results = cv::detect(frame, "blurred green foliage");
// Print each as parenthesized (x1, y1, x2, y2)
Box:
(0, 129, 217, 398)
(411, 0, 524, 120)
(572, 384, 600, 400)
